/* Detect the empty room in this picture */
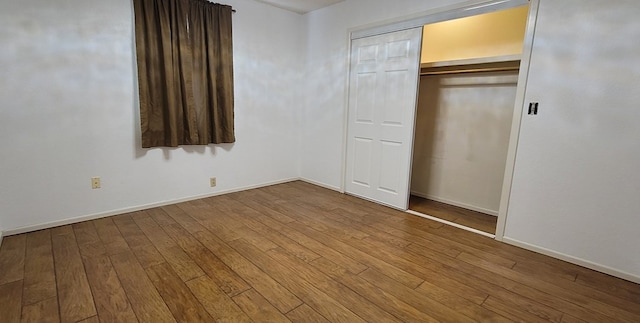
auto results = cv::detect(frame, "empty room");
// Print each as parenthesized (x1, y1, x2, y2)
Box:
(1, 0, 639, 322)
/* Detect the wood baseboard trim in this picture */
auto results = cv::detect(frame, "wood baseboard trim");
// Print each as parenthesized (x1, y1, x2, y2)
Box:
(3, 177, 300, 237)
(502, 237, 640, 284)
(406, 209, 496, 238)
(410, 191, 499, 216)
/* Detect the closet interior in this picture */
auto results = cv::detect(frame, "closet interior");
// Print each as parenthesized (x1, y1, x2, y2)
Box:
(409, 5, 529, 235)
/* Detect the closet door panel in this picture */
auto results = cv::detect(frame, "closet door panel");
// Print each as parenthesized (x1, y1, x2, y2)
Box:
(345, 28, 422, 209)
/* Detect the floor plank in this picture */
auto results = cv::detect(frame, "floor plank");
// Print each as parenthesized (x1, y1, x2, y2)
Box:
(76, 316, 100, 323)
(50, 226, 97, 322)
(0, 280, 23, 323)
(457, 251, 640, 322)
(110, 251, 176, 323)
(81, 254, 138, 323)
(228, 239, 367, 323)
(285, 217, 425, 289)
(266, 247, 402, 322)
(22, 230, 57, 306)
(94, 218, 131, 256)
(146, 262, 213, 322)
(73, 222, 106, 258)
(146, 208, 178, 227)
(132, 213, 206, 283)
(131, 243, 166, 268)
(482, 295, 554, 323)
(286, 304, 330, 323)
(0, 235, 26, 285)
(136, 217, 249, 296)
(188, 228, 301, 312)
(248, 208, 369, 275)
(232, 289, 291, 322)
(185, 276, 252, 323)
(224, 196, 323, 262)
(21, 297, 59, 323)
(0, 181, 638, 323)
(359, 267, 503, 322)
(113, 214, 153, 249)
(164, 204, 207, 233)
(310, 256, 439, 322)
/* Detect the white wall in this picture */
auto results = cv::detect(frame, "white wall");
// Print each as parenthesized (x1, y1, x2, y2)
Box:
(504, 0, 640, 281)
(0, 0, 304, 232)
(411, 71, 517, 215)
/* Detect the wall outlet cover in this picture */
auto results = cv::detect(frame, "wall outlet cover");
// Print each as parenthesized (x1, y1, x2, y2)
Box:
(91, 177, 101, 189)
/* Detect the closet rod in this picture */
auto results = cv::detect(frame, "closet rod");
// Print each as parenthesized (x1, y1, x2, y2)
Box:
(420, 66, 519, 76)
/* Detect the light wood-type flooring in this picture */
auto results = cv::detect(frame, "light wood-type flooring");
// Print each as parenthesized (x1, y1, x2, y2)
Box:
(409, 196, 498, 234)
(1, 181, 639, 322)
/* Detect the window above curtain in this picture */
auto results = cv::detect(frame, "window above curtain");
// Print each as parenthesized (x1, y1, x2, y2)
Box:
(133, 0, 235, 148)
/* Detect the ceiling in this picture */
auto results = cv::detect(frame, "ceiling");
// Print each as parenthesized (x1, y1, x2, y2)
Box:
(254, 0, 345, 14)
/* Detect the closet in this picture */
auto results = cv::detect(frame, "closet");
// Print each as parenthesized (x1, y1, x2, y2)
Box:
(409, 6, 529, 234)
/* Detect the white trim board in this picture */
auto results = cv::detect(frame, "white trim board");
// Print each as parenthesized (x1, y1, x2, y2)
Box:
(406, 210, 496, 238)
(0, 230, 4, 248)
(410, 191, 498, 216)
(339, 26, 353, 194)
(350, 0, 529, 39)
(496, 0, 540, 241)
(3, 178, 300, 237)
(502, 237, 640, 285)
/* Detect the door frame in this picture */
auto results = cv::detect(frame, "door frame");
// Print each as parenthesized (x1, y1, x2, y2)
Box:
(495, 0, 540, 240)
(341, 0, 537, 240)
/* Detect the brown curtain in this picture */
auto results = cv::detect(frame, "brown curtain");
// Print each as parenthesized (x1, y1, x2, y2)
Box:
(133, 0, 235, 148)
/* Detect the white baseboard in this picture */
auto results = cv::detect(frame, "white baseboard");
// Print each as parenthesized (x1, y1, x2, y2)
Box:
(299, 178, 342, 192)
(411, 191, 498, 216)
(3, 177, 300, 237)
(0, 230, 4, 248)
(502, 237, 640, 285)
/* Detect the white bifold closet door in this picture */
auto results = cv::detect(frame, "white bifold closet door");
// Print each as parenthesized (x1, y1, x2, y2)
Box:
(345, 28, 422, 210)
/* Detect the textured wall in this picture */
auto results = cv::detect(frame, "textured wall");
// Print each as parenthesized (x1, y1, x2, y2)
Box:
(0, 0, 304, 231)
(505, 0, 640, 281)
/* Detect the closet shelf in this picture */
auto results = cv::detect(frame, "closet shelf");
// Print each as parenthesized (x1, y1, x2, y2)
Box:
(420, 54, 521, 75)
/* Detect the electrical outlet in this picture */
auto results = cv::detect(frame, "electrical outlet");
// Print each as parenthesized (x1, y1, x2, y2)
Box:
(210, 177, 217, 187)
(91, 177, 101, 189)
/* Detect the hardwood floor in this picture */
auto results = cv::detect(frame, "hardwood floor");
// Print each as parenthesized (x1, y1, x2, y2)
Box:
(1, 181, 639, 322)
(409, 195, 498, 234)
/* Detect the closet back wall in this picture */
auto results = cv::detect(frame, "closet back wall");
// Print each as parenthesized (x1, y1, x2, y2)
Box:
(411, 71, 518, 215)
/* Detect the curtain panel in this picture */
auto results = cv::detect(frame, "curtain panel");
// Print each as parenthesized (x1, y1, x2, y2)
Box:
(133, 0, 235, 148)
